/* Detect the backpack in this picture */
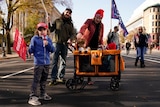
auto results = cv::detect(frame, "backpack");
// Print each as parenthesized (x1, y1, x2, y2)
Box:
(107, 32, 114, 44)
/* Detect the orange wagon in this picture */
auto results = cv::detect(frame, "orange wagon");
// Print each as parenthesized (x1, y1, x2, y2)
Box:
(66, 49, 125, 91)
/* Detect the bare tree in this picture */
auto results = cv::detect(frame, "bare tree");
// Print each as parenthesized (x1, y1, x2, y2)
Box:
(0, 0, 72, 54)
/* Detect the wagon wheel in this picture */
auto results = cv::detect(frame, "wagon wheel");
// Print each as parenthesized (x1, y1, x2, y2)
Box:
(110, 81, 119, 91)
(77, 77, 84, 84)
(66, 78, 77, 90)
(110, 77, 119, 91)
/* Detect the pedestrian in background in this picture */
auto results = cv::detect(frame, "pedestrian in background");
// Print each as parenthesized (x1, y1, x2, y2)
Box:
(28, 22, 55, 106)
(48, 8, 76, 85)
(125, 41, 131, 55)
(76, 9, 104, 85)
(107, 26, 120, 50)
(134, 26, 148, 68)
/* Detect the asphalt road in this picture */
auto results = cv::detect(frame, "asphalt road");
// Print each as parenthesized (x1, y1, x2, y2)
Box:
(0, 51, 160, 107)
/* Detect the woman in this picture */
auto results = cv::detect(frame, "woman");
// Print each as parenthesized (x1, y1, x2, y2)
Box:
(77, 9, 104, 84)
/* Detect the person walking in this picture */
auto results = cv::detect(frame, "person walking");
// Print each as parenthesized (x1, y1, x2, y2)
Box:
(76, 9, 104, 85)
(126, 41, 131, 55)
(106, 26, 121, 80)
(48, 8, 75, 85)
(134, 26, 148, 68)
(28, 22, 55, 106)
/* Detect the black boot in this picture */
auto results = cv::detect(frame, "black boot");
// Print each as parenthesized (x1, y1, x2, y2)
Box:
(140, 61, 145, 68)
(135, 57, 139, 66)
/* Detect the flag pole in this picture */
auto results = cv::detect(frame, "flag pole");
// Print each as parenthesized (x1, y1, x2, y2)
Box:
(110, 0, 112, 32)
(41, 0, 48, 23)
(109, 0, 112, 32)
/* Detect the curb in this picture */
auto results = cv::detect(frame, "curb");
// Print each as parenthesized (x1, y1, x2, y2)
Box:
(0, 54, 19, 60)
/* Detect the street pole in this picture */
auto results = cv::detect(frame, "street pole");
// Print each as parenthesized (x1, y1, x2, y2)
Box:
(159, 36, 160, 50)
(2, 18, 6, 57)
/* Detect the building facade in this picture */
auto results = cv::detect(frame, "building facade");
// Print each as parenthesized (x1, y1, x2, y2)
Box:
(126, 0, 160, 47)
(11, 5, 61, 41)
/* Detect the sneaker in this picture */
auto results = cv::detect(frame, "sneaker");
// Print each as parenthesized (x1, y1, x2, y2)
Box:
(39, 93, 52, 101)
(49, 80, 57, 86)
(87, 77, 94, 85)
(56, 78, 63, 82)
(28, 96, 41, 106)
(57, 77, 66, 82)
(88, 81, 94, 85)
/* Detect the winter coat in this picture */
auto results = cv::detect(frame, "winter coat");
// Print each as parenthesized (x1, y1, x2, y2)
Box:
(107, 31, 120, 49)
(49, 17, 75, 44)
(29, 35, 55, 65)
(79, 19, 104, 47)
(134, 33, 148, 47)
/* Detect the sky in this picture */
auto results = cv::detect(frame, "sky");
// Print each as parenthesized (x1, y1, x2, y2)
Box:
(55, 0, 146, 37)
(0, 0, 146, 37)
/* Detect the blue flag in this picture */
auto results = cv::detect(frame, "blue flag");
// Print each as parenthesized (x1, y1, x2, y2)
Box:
(119, 17, 128, 36)
(111, 0, 128, 36)
(111, 0, 120, 19)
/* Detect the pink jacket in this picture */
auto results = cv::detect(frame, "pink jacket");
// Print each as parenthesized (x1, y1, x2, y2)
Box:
(79, 19, 104, 47)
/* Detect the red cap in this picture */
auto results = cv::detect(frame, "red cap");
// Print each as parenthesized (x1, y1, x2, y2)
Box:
(95, 9, 104, 18)
(37, 22, 48, 29)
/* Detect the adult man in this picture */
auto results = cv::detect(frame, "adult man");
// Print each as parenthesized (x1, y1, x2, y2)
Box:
(107, 26, 120, 50)
(48, 8, 75, 85)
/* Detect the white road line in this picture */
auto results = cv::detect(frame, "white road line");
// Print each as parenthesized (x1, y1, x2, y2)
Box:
(1, 67, 34, 79)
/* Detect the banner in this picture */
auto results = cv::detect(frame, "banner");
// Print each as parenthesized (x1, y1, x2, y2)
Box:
(111, 0, 128, 36)
(13, 28, 26, 61)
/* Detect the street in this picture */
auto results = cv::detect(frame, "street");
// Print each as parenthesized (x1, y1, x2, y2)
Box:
(0, 50, 160, 107)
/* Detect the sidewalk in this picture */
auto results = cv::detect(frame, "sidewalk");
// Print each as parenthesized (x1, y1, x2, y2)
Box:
(0, 51, 19, 60)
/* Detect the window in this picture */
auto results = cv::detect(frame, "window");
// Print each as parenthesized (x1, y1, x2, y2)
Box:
(152, 15, 154, 19)
(152, 21, 154, 26)
(155, 21, 157, 26)
(152, 28, 154, 33)
(153, 35, 155, 39)
(156, 15, 158, 19)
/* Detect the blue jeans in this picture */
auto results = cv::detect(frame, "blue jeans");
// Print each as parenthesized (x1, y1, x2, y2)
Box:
(136, 47, 145, 62)
(51, 43, 68, 80)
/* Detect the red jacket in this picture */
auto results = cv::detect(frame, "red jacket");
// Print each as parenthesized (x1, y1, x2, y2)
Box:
(79, 19, 104, 47)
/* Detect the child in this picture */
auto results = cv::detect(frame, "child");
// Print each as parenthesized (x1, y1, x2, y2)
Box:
(28, 22, 55, 106)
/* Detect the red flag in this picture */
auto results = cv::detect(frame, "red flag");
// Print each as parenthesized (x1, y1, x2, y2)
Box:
(13, 28, 27, 61)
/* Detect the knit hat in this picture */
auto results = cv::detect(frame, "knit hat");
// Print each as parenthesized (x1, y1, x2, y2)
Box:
(95, 9, 104, 18)
(108, 42, 116, 50)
